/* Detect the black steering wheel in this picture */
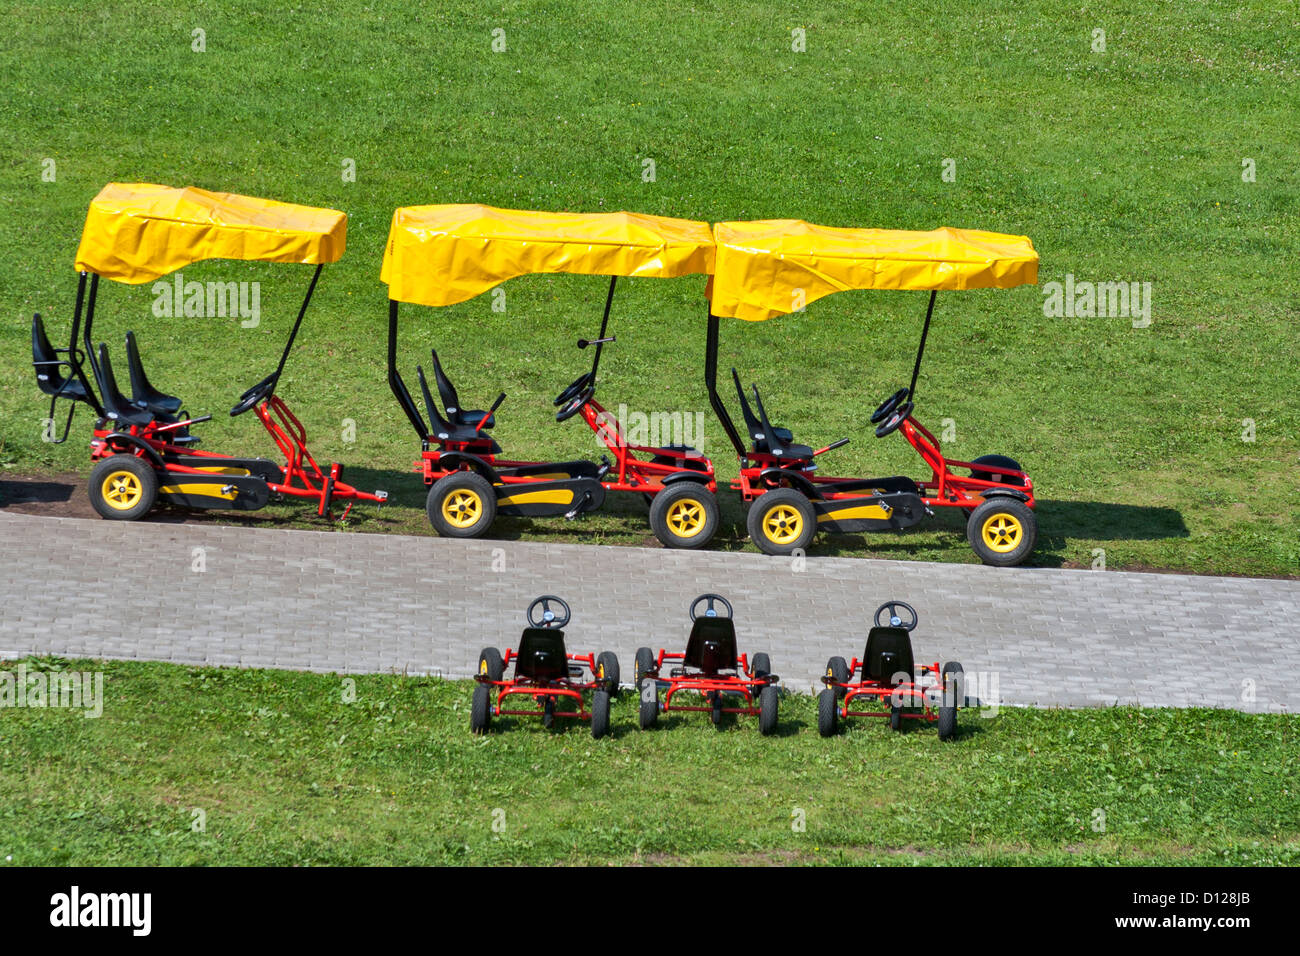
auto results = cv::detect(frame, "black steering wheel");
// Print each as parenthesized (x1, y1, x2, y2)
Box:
(874, 600, 918, 632)
(690, 593, 734, 621)
(874, 393, 914, 438)
(527, 595, 571, 629)
(230, 374, 277, 417)
(554, 371, 593, 407)
(871, 387, 911, 425)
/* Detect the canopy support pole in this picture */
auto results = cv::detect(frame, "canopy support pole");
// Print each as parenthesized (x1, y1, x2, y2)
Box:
(67, 271, 104, 416)
(81, 271, 101, 391)
(387, 299, 430, 443)
(590, 275, 617, 380)
(908, 291, 937, 401)
(266, 262, 324, 395)
(704, 310, 745, 457)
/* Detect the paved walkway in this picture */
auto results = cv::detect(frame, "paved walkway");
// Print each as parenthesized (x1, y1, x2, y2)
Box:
(1, 512, 1296, 712)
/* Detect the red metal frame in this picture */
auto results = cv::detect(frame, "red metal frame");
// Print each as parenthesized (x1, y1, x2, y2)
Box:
(90, 395, 386, 519)
(734, 408, 1034, 510)
(416, 395, 717, 496)
(642, 650, 768, 718)
(824, 659, 949, 723)
(477, 649, 605, 723)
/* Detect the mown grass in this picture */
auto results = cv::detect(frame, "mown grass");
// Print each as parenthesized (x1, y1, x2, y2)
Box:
(1, 1, 1297, 575)
(0, 657, 1296, 865)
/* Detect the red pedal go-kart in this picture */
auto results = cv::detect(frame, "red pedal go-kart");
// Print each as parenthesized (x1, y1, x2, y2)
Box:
(817, 601, 964, 741)
(471, 596, 621, 739)
(633, 594, 780, 735)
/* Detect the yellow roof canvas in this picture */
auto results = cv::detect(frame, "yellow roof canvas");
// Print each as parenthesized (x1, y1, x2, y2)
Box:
(710, 220, 1038, 321)
(74, 183, 347, 284)
(381, 204, 715, 307)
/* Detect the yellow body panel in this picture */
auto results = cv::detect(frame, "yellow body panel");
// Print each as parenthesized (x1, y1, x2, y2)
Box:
(497, 489, 575, 507)
(710, 219, 1038, 321)
(816, 503, 892, 523)
(381, 204, 714, 307)
(160, 483, 237, 500)
(75, 183, 346, 284)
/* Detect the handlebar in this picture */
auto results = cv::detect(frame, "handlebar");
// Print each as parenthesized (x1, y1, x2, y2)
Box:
(475, 393, 506, 433)
(814, 438, 849, 455)
(577, 335, 615, 349)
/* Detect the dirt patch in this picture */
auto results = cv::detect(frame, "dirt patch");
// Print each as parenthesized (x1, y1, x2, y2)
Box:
(0, 472, 97, 519)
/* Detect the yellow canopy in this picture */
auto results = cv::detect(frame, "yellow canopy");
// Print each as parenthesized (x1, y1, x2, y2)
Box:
(74, 183, 347, 284)
(710, 220, 1038, 321)
(381, 204, 715, 307)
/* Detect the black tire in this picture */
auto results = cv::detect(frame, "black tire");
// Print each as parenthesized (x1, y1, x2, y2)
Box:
(590, 690, 611, 739)
(940, 661, 962, 740)
(638, 678, 658, 729)
(751, 652, 772, 682)
(649, 483, 720, 549)
(969, 454, 1025, 486)
(825, 655, 850, 699)
(941, 661, 965, 706)
(470, 684, 491, 735)
(88, 455, 158, 521)
(890, 703, 904, 731)
(817, 688, 838, 737)
(478, 647, 504, 682)
(597, 651, 621, 696)
(427, 471, 497, 538)
(967, 496, 1037, 567)
(633, 647, 656, 688)
(710, 692, 724, 727)
(759, 685, 779, 736)
(746, 488, 816, 556)
(938, 701, 958, 741)
(541, 697, 555, 730)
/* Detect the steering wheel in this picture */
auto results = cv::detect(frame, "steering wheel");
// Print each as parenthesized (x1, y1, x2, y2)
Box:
(554, 371, 593, 407)
(874, 600, 918, 632)
(527, 595, 571, 629)
(871, 387, 911, 425)
(230, 374, 276, 417)
(874, 400, 914, 438)
(555, 385, 595, 422)
(690, 593, 734, 622)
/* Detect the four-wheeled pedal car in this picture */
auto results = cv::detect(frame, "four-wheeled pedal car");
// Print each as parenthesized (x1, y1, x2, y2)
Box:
(633, 594, 780, 735)
(818, 601, 963, 740)
(471, 596, 620, 738)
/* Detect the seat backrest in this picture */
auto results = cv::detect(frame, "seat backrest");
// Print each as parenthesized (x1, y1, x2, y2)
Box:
(32, 315, 88, 401)
(415, 364, 456, 439)
(95, 344, 153, 427)
(731, 368, 765, 448)
(515, 627, 569, 681)
(864, 626, 915, 684)
(125, 330, 180, 412)
(749, 384, 790, 457)
(683, 616, 738, 674)
(431, 350, 462, 417)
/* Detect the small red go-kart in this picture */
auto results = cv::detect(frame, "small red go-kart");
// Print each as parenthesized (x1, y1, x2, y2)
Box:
(818, 600, 963, 740)
(633, 594, 779, 735)
(471, 596, 620, 739)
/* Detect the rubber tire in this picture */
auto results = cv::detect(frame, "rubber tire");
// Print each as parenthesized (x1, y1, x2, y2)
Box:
(969, 454, 1025, 486)
(817, 688, 839, 737)
(942, 661, 965, 706)
(638, 677, 659, 729)
(939, 661, 962, 740)
(746, 488, 816, 556)
(649, 483, 720, 550)
(825, 655, 850, 699)
(633, 647, 656, 688)
(759, 685, 779, 736)
(590, 690, 611, 739)
(88, 455, 158, 521)
(890, 704, 904, 731)
(470, 684, 491, 735)
(478, 647, 505, 682)
(427, 471, 497, 538)
(597, 651, 621, 696)
(967, 496, 1037, 567)
(751, 652, 772, 683)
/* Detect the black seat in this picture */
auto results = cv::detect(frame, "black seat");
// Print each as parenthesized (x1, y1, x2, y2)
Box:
(416, 365, 494, 443)
(94, 344, 154, 428)
(32, 315, 92, 404)
(514, 627, 570, 681)
(683, 616, 738, 675)
(731, 369, 812, 460)
(125, 331, 183, 417)
(432, 350, 493, 429)
(864, 626, 915, 685)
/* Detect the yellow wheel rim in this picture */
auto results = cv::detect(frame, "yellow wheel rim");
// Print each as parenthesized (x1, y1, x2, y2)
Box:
(665, 498, 706, 539)
(479, 659, 489, 675)
(597, 663, 605, 680)
(101, 470, 143, 511)
(981, 512, 1023, 553)
(441, 489, 482, 528)
(762, 503, 803, 545)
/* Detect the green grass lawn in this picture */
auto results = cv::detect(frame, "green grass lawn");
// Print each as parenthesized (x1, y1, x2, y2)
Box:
(0, 657, 1295, 865)
(1, 1, 1297, 575)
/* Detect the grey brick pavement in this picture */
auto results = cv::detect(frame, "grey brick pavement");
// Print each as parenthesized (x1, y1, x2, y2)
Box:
(1, 512, 1296, 712)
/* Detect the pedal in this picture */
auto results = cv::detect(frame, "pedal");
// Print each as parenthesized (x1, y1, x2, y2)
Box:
(564, 490, 593, 520)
